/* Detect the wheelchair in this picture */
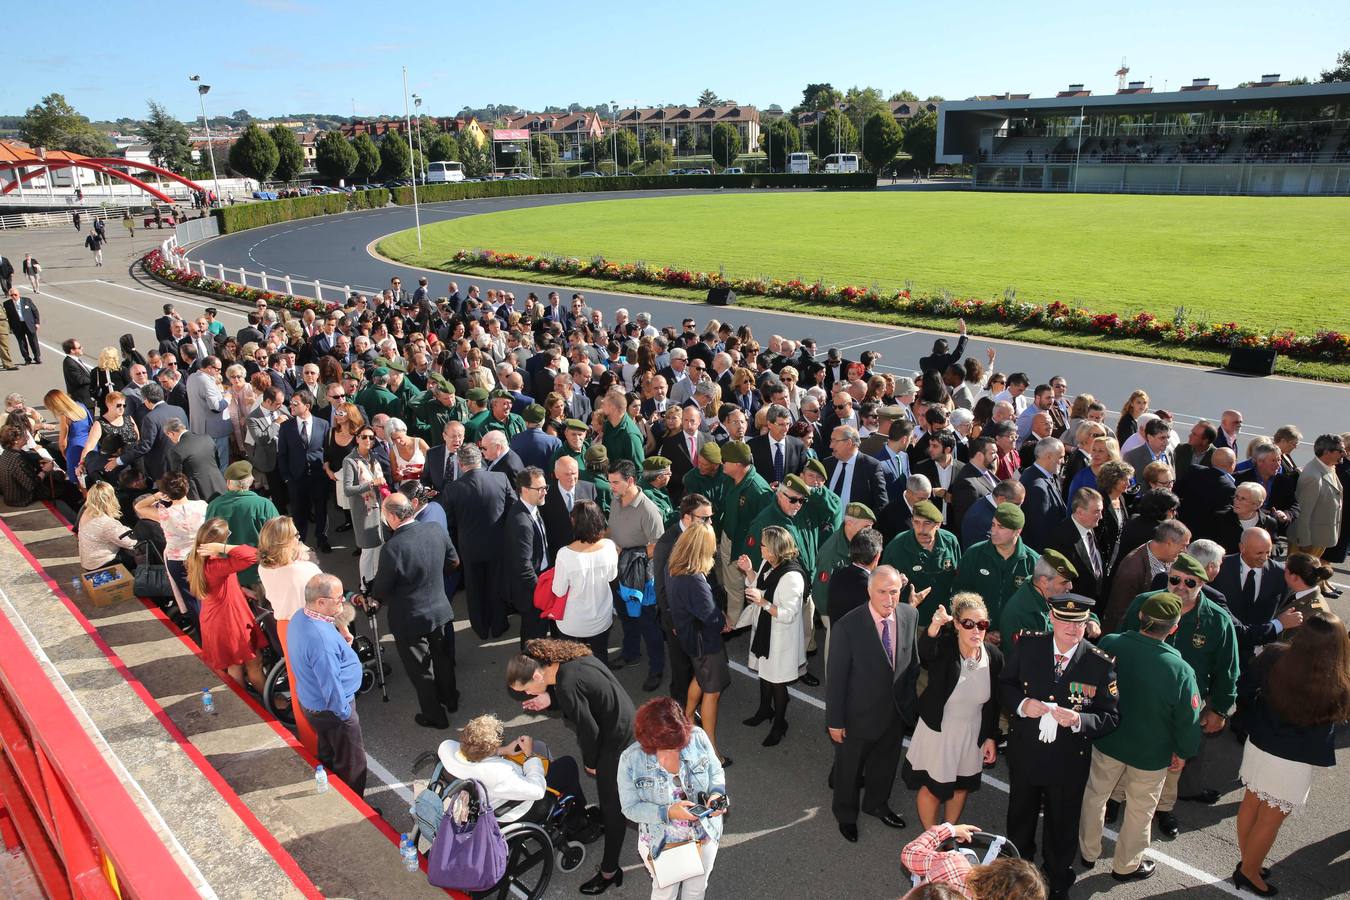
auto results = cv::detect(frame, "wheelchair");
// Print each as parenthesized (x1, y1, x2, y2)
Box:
(409, 764, 590, 900)
(260, 599, 386, 726)
(904, 830, 1022, 888)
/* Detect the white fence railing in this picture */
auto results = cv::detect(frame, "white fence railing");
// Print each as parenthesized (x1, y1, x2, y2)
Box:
(160, 240, 360, 306)
(0, 205, 146, 231)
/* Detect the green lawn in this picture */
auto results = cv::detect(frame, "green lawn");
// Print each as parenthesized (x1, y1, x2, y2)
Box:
(380, 191, 1350, 334)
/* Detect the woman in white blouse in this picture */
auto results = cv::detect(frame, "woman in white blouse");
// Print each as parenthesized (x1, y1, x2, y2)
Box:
(133, 472, 206, 628)
(256, 516, 322, 754)
(735, 525, 805, 748)
(551, 500, 618, 661)
(78, 482, 137, 571)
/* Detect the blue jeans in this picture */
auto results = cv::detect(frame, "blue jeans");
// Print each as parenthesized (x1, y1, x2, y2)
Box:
(616, 600, 665, 675)
(212, 435, 231, 470)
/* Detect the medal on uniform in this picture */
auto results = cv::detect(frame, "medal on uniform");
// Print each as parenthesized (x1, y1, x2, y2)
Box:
(1013, 575, 1025, 586)
(1191, 632, 1206, 648)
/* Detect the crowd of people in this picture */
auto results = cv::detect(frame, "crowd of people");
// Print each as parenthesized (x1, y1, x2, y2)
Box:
(0, 270, 1348, 900)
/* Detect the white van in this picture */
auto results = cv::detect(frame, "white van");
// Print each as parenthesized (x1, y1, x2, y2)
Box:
(824, 153, 860, 174)
(787, 152, 811, 174)
(426, 160, 465, 183)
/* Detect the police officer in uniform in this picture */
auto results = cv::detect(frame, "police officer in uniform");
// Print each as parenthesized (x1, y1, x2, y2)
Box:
(1000, 594, 1119, 900)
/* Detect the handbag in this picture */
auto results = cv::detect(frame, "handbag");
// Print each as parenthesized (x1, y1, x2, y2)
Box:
(650, 839, 705, 889)
(426, 780, 508, 892)
(134, 542, 172, 599)
(533, 567, 569, 620)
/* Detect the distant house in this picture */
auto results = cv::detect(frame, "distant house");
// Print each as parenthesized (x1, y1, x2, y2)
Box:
(610, 105, 761, 153)
(341, 117, 488, 149)
(500, 112, 605, 160)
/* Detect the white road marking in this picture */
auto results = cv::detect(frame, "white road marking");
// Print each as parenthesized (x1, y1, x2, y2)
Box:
(365, 754, 416, 806)
(832, 329, 917, 353)
(93, 281, 248, 320)
(19, 285, 153, 331)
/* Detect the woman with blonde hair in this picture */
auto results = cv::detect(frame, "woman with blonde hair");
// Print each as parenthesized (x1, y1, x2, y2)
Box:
(223, 364, 254, 456)
(187, 518, 267, 691)
(343, 425, 388, 584)
(735, 525, 805, 747)
(666, 520, 731, 765)
(44, 388, 93, 478)
(1117, 390, 1149, 445)
(779, 365, 805, 418)
(1067, 434, 1120, 498)
(77, 390, 139, 485)
(77, 481, 137, 570)
(324, 401, 364, 533)
(257, 515, 321, 752)
(91, 347, 126, 407)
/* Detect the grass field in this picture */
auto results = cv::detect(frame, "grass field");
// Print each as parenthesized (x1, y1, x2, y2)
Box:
(379, 191, 1350, 334)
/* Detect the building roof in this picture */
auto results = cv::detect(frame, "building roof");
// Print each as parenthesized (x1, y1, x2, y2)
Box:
(944, 80, 1350, 117)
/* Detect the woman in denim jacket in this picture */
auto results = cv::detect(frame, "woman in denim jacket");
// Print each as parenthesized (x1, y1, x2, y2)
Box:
(618, 698, 728, 900)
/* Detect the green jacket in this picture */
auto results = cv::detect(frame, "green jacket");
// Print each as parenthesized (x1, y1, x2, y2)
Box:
(721, 471, 773, 552)
(1095, 630, 1202, 770)
(812, 528, 853, 617)
(950, 539, 1040, 631)
(583, 468, 613, 516)
(469, 412, 525, 443)
(352, 384, 404, 421)
(741, 487, 836, 575)
(203, 490, 278, 586)
(392, 377, 423, 410)
(602, 414, 645, 467)
(881, 529, 962, 627)
(642, 485, 676, 528)
(682, 468, 730, 536)
(1000, 581, 1100, 646)
(549, 442, 588, 472)
(1117, 590, 1240, 715)
(404, 393, 468, 443)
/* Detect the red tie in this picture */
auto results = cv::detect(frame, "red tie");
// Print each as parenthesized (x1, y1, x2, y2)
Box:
(689, 435, 696, 460)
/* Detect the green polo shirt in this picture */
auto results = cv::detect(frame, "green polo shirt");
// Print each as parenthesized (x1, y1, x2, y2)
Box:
(881, 529, 962, 627)
(203, 489, 278, 586)
(1095, 630, 1202, 770)
(682, 468, 730, 536)
(550, 442, 588, 473)
(582, 467, 613, 516)
(950, 539, 1039, 631)
(602, 414, 646, 467)
(405, 393, 468, 443)
(741, 487, 835, 575)
(471, 412, 525, 443)
(391, 377, 423, 410)
(1117, 590, 1240, 715)
(721, 471, 773, 552)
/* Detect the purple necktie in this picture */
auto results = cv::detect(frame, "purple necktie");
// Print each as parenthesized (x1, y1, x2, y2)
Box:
(882, 618, 894, 668)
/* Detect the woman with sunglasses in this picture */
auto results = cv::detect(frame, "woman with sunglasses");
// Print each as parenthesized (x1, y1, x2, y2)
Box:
(904, 592, 1003, 829)
(77, 391, 139, 485)
(736, 525, 806, 747)
(223, 364, 254, 458)
(342, 425, 388, 585)
(323, 402, 364, 535)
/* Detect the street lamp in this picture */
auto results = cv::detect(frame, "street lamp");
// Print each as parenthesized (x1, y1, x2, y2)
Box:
(188, 75, 221, 204)
(402, 66, 422, 249)
(611, 99, 618, 175)
(412, 94, 427, 180)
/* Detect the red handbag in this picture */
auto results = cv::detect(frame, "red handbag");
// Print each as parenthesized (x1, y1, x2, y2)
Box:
(532, 568, 568, 620)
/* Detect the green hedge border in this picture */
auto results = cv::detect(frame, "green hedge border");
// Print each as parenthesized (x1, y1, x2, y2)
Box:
(211, 188, 390, 234)
(386, 172, 875, 205)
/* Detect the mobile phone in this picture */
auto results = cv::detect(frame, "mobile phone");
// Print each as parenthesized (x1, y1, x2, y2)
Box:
(687, 804, 713, 818)
(901, 583, 914, 606)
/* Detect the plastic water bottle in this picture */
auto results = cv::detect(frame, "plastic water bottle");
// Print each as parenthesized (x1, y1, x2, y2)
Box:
(201, 689, 216, 715)
(400, 834, 418, 872)
(314, 764, 329, 794)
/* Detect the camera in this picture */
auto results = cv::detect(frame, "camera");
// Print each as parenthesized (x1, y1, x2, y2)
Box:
(697, 792, 730, 813)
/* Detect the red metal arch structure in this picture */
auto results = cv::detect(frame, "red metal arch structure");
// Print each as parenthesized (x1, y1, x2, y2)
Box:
(0, 141, 206, 204)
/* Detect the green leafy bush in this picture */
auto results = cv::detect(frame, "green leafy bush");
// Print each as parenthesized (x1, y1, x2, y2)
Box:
(212, 188, 390, 233)
(388, 172, 875, 204)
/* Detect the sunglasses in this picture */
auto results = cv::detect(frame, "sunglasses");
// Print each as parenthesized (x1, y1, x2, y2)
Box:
(782, 494, 806, 505)
(1168, 575, 1199, 589)
(329, 393, 346, 400)
(111, 403, 125, 408)
(958, 617, 991, 632)
(357, 434, 375, 441)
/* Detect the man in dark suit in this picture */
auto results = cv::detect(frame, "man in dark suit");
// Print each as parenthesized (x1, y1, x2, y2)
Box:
(154, 304, 179, 343)
(61, 338, 94, 407)
(540, 456, 597, 566)
(825, 425, 888, 515)
(501, 467, 552, 650)
(158, 369, 190, 413)
(1044, 487, 1107, 600)
(163, 419, 226, 501)
(653, 493, 715, 707)
(3, 288, 40, 365)
(481, 430, 524, 486)
(420, 420, 466, 499)
(821, 349, 853, 391)
(875, 473, 927, 545)
(749, 404, 806, 487)
(1020, 437, 1067, 552)
(369, 493, 459, 729)
(827, 533, 879, 626)
(1177, 448, 1238, 536)
(118, 384, 185, 481)
(913, 431, 966, 524)
(1174, 421, 1217, 487)
(1236, 444, 1299, 535)
(659, 405, 709, 503)
(442, 444, 515, 638)
(1210, 529, 1294, 656)
(826, 565, 919, 842)
(950, 436, 999, 532)
(276, 390, 332, 553)
(917, 319, 968, 375)
(1000, 595, 1119, 899)
(1209, 482, 1278, 554)
(961, 479, 1025, 549)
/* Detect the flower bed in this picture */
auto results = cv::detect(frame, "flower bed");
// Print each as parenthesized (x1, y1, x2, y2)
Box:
(452, 248, 1350, 364)
(142, 249, 338, 315)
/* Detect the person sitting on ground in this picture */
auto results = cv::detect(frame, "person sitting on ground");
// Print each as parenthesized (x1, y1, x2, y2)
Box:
(77, 481, 138, 571)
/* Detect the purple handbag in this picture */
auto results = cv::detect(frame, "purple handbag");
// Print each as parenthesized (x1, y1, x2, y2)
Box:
(426, 780, 508, 892)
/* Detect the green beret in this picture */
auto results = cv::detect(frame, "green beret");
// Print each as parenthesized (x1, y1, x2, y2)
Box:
(993, 502, 1025, 530)
(783, 474, 810, 495)
(643, 455, 672, 474)
(465, 387, 489, 403)
(374, 356, 391, 368)
(385, 357, 407, 373)
(371, 366, 390, 378)
(720, 441, 752, 464)
(1171, 553, 1210, 583)
(844, 502, 876, 521)
(1141, 591, 1183, 620)
(1049, 592, 1095, 622)
(429, 374, 454, 393)
(564, 418, 588, 432)
(698, 442, 722, 464)
(584, 444, 608, 464)
(1041, 547, 1079, 580)
(224, 460, 253, 480)
(878, 405, 907, 422)
(522, 404, 546, 424)
(911, 499, 943, 523)
(804, 458, 827, 478)
(489, 388, 512, 401)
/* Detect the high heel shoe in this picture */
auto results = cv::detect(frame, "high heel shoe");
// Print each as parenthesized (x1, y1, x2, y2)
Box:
(742, 709, 772, 727)
(579, 866, 623, 894)
(1233, 863, 1278, 896)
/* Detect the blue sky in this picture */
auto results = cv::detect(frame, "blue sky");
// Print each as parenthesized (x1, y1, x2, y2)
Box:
(5, 0, 1347, 122)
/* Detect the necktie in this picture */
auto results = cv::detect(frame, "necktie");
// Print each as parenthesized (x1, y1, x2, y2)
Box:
(1242, 568, 1256, 609)
(533, 513, 548, 568)
(1086, 531, 1103, 578)
(1054, 653, 1068, 678)
(299, 419, 309, 446)
(773, 443, 785, 484)
(830, 458, 849, 496)
(881, 618, 894, 668)
(688, 434, 697, 461)
(564, 490, 574, 512)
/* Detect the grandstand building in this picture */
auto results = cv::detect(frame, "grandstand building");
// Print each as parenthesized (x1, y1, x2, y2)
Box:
(936, 78, 1350, 194)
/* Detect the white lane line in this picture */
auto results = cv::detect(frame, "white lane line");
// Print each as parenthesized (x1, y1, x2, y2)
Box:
(365, 754, 416, 806)
(20, 286, 153, 332)
(92, 281, 248, 320)
(833, 329, 918, 353)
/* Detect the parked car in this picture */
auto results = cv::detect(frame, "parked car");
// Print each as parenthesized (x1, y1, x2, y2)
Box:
(687, 168, 712, 175)
(723, 167, 744, 175)
(578, 171, 602, 178)
(667, 168, 687, 176)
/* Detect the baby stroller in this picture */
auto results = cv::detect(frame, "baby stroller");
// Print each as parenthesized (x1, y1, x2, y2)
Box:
(904, 830, 1022, 889)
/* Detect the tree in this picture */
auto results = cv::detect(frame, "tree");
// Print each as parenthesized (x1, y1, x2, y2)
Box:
(903, 110, 938, 169)
(697, 89, 720, 107)
(862, 110, 905, 172)
(809, 108, 858, 156)
(531, 134, 559, 169)
(1321, 48, 1350, 82)
(677, 126, 699, 156)
(19, 93, 114, 156)
(141, 100, 194, 174)
(643, 138, 674, 169)
(798, 83, 843, 113)
(889, 90, 919, 102)
(760, 118, 801, 171)
(458, 134, 491, 178)
(843, 86, 888, 131)
(231, 109, 252, 124)
(227, 124, 279, 182)
(426, 133, 459, 162)
(711, 122, 742, 168)
(379, 131, 412, 179)
(612, 130, 640, 168)
(352, 133, 382, 182)
(314, 130, 358, 182)
(269, 126, 306, 182)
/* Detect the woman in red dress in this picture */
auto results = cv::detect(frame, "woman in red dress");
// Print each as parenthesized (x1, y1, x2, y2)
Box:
(186, 518, 268, 691)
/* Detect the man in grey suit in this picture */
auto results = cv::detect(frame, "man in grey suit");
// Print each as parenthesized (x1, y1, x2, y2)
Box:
(164, 418, 226, 501)
(3, 288, 39, 365)
(117, 384, 187, 481)
(1288, 434, 1346, 563)
(1122, 418, 1175, 481)
(442, 444, 515, 639)
(186, 357, 232, 469)
(827, 565, 920, 842)
(540, 456, 597, 566)
(246, 386, 288, 511)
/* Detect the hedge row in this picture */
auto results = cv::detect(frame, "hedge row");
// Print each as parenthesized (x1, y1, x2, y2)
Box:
(387, 172, 876, 205)
(212, 188, 390, 234)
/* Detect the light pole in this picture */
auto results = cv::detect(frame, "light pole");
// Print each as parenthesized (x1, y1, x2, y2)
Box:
(611, 99, 618, 175)
(402, 66, 422, 249)
(412, 94, 427, 180)
(188, 75, 221, 204)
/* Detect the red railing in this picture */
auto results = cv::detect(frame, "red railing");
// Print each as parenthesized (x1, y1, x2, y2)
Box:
(0, 609, 200, 899)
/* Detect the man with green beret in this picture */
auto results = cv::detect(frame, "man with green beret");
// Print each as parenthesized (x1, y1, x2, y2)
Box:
(742, 474, 834, 574)
(405, 376, 467, 443)
(641, 456, 677, 527)
(881, 499, 962, 627)
(473, 389, 525, 442)
(549, 419, 591, 472)
(999, 548, 1100, 645)
(204, 460, 278, 587)
(717, 440, 773, 626)
(951, 502, 1040, 637)
(384, 358, 424, 410)
(511, 404, 562, 471)
(802, 457, 843, 529)
(352, 366, 404, 421)
(600, 388, 645, 468)
(460, 387, 492, 443)
(1080, 591, 1201, 883)
(814, 503, 877, 619)
(683, 442, 730, 536)
(582, 443, 613, 515)
(1111, 552, 1238, 839)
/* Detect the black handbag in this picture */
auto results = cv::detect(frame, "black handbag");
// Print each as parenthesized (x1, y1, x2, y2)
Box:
(134, 541, 172, 599)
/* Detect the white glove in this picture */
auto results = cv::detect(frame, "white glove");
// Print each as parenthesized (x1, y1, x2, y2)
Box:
(1038, 702, 1060, 744)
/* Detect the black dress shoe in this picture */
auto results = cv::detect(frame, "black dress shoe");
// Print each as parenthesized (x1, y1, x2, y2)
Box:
(838, 823, 859, 843)
(1112, 859, 1156, 882)
(317, 539, 333, 554)
(605, 657, 625, 671)
(1155, 810, 1179, 839)
(799, 671, 821, 687)
(579, 867, 623, 894)
(874, 810, 906, 829)
(762, 727, 786, 747)
(1179, 789, 1220, 804)
(335, 521, 353, 532)
(1080, 854, 1096, 869)
(1233, 864, 1278, 896)
(743, 709, 772, 727)
(719, 755, 733, 769)
(1104, 799, 1121, 824)
(414, 713, 450, 729)
(642, 672, 662, 692)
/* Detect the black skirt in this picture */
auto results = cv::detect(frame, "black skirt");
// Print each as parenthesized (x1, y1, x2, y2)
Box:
(691, 647, 731, 694)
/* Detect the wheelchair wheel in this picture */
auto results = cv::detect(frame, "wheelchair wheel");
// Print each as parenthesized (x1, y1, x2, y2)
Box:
(474, 822, 554, 900)
(261, 657, 295, 726)
(557, 840, 585, 873)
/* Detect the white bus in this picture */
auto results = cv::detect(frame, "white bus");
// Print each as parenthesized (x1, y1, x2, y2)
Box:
(787, 152, 811, 174)
(426, 160, 465, 183)
(824, 153, 860, 174)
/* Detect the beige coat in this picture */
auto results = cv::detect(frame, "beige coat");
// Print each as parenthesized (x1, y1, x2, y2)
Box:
(1290, 457, 1343, 548)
